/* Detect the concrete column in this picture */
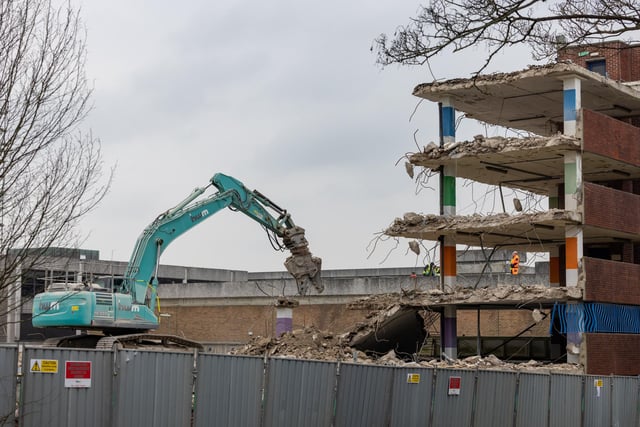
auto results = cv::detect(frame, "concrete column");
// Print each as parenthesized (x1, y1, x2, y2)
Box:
(565, 225, 583, 287)
(441, 97, 455, 145)
(549, 185, 561, 288)
(441, 159, 457, 293)
(439, 97, 457, 360)
(564, 151, 582, 212)
(440, 97, 457, 287)
(441, 306, 457, 360)
(562, 76, 581, 137)
(275, 298, 298, 337)
(563, 77, 584, 364)
(549, 183, 560, 209)
(275, 307, 293, 337)
(549, 247, 560, 288)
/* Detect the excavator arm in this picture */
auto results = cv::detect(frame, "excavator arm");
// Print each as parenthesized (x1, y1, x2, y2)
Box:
(123, 173, 322, 308)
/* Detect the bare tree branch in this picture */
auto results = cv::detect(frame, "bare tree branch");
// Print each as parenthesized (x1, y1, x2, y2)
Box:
(374, 0, 640, 74)
(0, 0, 111, 332)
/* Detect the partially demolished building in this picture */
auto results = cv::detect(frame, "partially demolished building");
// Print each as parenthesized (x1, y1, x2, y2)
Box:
(388, 43, 640, 375)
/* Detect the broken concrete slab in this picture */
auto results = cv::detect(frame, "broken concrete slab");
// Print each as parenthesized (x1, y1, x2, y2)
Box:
(413, 62, 640, 137)
(349, 306, 426, 359)
(347, 285, 583, 310)
(384, 210, 582, 250)
(407, 133, 640, 195)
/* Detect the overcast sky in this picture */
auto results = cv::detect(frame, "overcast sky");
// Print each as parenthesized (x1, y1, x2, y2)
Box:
(73, 0, 535, 273)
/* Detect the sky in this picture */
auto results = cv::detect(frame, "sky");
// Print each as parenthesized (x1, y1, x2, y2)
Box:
(73, 0, 535, 273)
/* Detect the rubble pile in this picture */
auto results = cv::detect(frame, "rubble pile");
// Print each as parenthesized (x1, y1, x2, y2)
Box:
(230, 326, 358, 361)
(230, 327, 583, 374)
(229, 292, 584, 375)
(385, 352, 583, 375)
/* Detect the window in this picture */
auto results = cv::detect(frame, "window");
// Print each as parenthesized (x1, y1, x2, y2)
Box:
(587, 59, 606, 77)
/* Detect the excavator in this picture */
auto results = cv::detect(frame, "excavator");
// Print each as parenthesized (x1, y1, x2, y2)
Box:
(31, 173, 323, 348)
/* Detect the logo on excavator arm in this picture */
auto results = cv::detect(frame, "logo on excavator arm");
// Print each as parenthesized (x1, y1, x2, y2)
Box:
(190, 209, 210, 223)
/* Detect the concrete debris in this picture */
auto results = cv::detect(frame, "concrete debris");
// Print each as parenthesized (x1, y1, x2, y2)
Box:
(228, 325, 583, 374)
(350, 307, 427, 359)
(230, 326, 358, 361)
(347, 285, 582, 309)
(532, 308, 544, 323)
(408, 240, 420, 255)
(386, 209, 581, 236)
(404, 161, 414, 178)
(412, 62, 583, 95)
(228, 287, 584, 374)
(420, 355, 583, 375)
(411, 135, 580, 162)
(275, 297, 299, 308)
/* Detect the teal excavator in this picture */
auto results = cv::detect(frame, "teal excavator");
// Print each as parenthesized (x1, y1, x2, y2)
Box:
(32, 173, 322, 348)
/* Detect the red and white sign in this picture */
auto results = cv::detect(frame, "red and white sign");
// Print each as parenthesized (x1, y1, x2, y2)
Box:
(65, 361, 91, 388)
(448, 376, 461, 395)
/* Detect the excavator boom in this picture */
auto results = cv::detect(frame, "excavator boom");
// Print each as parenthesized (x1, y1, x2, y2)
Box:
(32, 173, 322, 338)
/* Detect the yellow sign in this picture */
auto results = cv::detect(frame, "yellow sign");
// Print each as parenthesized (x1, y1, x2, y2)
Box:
(30, 359, 58, 373)
(407, 373, 421, 384)
(594, 379, 603, 388)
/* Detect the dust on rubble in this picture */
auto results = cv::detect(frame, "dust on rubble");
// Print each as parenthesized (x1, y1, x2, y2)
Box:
(229, 326, 357, 361)
(230, 326, 582, 374)
(409, 134, 580, 163)
(228, 309, 583, 375)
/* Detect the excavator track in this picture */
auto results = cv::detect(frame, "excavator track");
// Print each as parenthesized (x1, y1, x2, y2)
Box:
(42, 333, 203, 350)
(96, 333, 204, 350)
(43, 334, 103, 348)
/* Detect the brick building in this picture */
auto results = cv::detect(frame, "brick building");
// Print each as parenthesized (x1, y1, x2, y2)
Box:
(392, 41, 640, 375)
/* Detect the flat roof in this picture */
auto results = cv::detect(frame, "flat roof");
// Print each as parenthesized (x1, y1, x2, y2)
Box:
(413, 62, 640, 137)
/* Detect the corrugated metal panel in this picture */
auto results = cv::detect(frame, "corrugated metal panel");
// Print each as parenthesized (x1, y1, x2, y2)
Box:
(551, 303, 640, 333)
(515, 372, 550, 427)
(388, 367, 433, 427)
(430, 368, 475, 427)
(113, 349, 194, 427)
(611, 376, 639, 427)
(549, 373, 582, 427)
(474, 370, 518, 426)
(0, 346, 17, 427)
(20, 347, 112, 427)
(334, 363, 394, 427)
(193, 354, 264, 427)
(263, 358, 337, 427)
(584, 375, 611, 427)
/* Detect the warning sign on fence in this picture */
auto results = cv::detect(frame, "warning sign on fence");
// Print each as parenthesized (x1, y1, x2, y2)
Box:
(65, 361, 92, 388)
(30, 359, 58, 373)
(448, 376, 461, 396)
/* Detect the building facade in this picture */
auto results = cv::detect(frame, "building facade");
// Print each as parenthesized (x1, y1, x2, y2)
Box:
(395, 42, 640, 375)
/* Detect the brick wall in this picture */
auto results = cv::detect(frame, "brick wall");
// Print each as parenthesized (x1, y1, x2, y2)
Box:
(582, 109, 640, 166)
(155, 302, 548, 344)
(583, 257, 640, 305)
(631, 48, 640, 81)
(457, 310, 549, 337)
(557, 41, 639, 81)
(156, 303, 370, 342)
(585, 333, 640, 375)
(583, 182, 640, 235)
